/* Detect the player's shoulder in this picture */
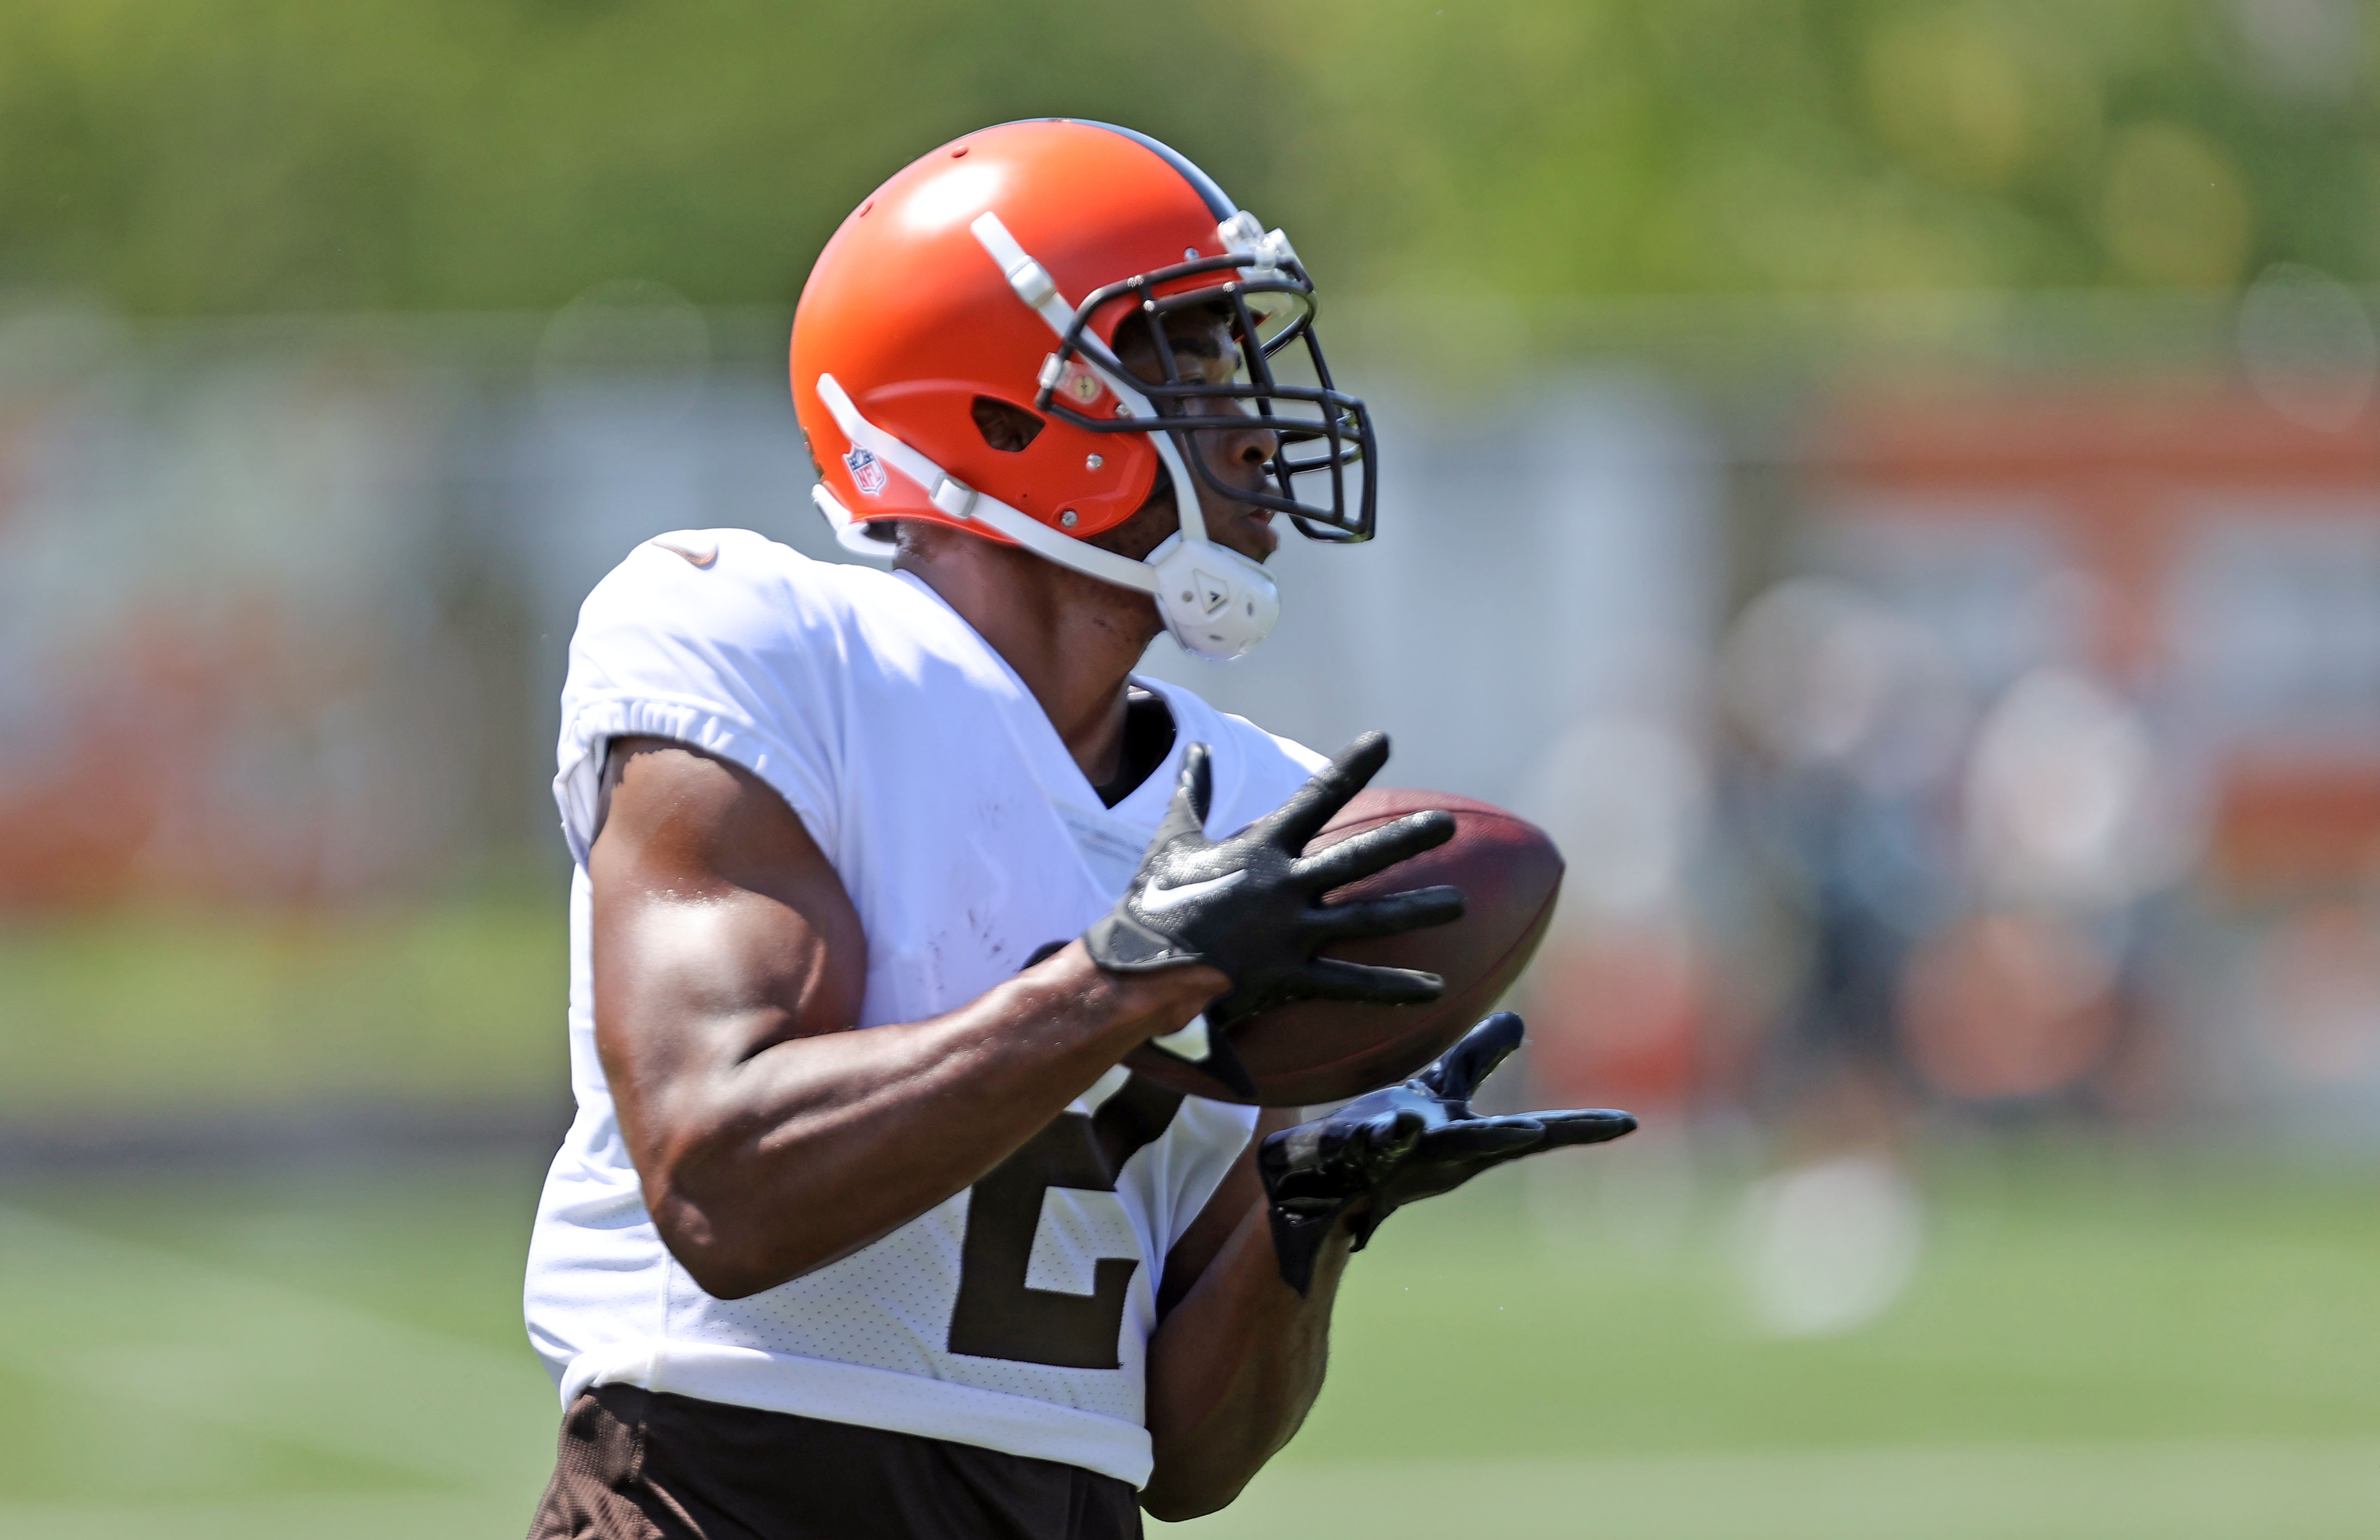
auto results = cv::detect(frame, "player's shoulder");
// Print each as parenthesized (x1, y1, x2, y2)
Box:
(1134, 676, 1326, 807)
(575, 528, 922, 654)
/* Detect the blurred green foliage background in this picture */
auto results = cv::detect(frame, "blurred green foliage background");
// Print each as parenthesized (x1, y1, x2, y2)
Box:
(4, 0, 2373, 315)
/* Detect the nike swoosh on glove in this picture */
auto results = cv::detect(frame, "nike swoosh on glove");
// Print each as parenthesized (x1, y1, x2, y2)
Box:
(1258, 1012, 1636, 1295)
(1083, 731, 1465, 1099)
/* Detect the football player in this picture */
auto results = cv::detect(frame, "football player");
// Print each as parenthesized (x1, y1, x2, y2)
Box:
(524, 120, 1633, 1539)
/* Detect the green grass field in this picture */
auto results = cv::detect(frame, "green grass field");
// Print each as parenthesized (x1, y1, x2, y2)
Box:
(2, 1144, 2376, 1538)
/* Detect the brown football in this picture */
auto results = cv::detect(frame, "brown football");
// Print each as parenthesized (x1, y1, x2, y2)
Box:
(1123, 788, 1564, 1107)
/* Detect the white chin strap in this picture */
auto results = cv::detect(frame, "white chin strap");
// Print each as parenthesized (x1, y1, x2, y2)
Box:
(802, 212, 1280, 663)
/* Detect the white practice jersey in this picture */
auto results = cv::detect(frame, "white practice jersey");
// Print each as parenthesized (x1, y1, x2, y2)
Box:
(524, 528, 1324, 1488)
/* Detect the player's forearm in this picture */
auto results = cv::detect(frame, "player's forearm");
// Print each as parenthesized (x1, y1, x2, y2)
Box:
(1140, 1200, 1355, 1521)
(632, 944, 1221, 1298)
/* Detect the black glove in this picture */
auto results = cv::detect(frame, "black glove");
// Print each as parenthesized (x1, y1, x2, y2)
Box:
(1257, 1012, 1637, 1295)
(1083, 731, 1465, 1098)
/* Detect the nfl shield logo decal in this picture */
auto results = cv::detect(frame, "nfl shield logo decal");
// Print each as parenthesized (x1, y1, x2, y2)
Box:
(845, 446, 888, 497)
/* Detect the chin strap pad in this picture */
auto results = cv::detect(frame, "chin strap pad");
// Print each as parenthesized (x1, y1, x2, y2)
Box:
(1145, 535, 1280, 662)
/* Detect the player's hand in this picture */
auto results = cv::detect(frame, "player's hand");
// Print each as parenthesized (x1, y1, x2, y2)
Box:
(1257, 1012, 1636, 1294)
(1083, 731, 1464, 1097)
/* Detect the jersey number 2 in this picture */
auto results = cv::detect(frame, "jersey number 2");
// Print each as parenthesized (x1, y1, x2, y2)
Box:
(947, 1076, 1183, 1369)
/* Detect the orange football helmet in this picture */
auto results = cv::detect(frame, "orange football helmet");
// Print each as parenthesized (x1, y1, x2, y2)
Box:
(790, 119, 1374, 660)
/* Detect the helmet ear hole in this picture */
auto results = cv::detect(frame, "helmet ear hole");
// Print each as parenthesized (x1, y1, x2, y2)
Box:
(970, 396, 1046, 453)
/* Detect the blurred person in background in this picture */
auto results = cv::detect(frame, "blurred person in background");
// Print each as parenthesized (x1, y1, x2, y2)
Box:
(1713, 579, 1970, 1334)
(1720, 580, 1970, 1150)
(1708, 574, 2204, 1334)
(1899, 660, 2201, 1113)
(521, 120, 1629, 1539)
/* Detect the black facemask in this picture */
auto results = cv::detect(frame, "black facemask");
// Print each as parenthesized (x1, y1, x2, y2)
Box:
(1030, 247, 1377, 546)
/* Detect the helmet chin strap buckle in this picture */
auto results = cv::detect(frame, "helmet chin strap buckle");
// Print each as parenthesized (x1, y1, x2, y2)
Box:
(1147, 532, 1278, 662)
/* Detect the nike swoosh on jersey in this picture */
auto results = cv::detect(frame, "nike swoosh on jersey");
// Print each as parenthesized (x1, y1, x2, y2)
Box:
(1137, 870, 1246, 914)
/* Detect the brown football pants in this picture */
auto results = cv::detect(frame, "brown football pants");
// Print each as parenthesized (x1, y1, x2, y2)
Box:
(528, 1384, 1145, 1540)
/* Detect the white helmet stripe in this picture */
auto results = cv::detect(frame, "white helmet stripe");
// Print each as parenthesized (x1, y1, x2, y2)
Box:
(965, 212, 1225, 560)
(970, 211, 1080, 341)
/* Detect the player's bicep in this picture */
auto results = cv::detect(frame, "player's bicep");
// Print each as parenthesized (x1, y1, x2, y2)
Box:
(1156, 1107, 1297, 1320)
(588, 736, 866, 1090)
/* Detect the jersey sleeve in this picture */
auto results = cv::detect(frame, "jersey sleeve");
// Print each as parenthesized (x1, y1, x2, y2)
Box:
(1252, 720, 1327, 779)
(553, 529, 847, 868)
(1208, 705, 1329, 823)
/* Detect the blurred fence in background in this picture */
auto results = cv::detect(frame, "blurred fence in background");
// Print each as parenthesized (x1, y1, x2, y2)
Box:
(4, 277, 2380, 1162)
